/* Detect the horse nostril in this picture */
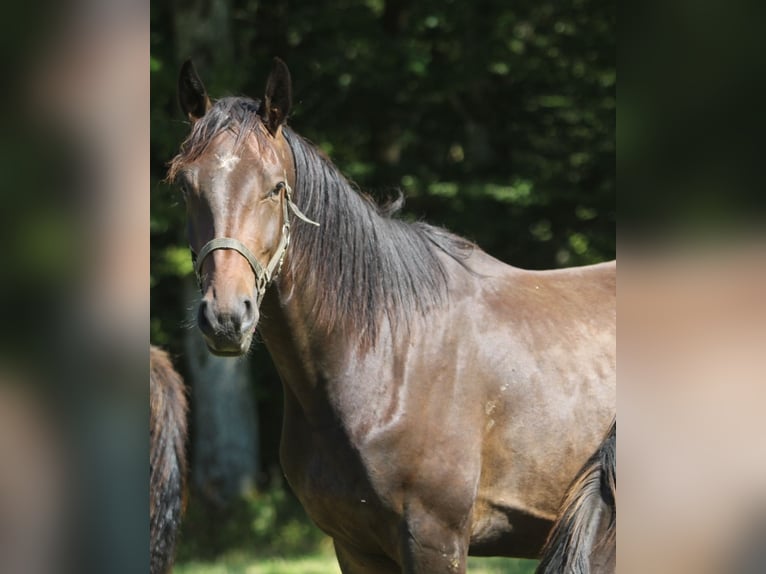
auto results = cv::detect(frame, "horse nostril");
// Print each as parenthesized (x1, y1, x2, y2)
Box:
(198, 300, 215, 335)
(241, 297, 256, 333)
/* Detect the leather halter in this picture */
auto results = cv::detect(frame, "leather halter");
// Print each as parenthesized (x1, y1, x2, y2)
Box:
(191, 181, 319, 302)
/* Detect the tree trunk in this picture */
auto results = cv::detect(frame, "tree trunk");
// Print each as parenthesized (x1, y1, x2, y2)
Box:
(183, 280, 259, 505)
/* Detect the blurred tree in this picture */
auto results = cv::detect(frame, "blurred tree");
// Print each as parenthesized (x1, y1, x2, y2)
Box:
(183, 279, 260, 502)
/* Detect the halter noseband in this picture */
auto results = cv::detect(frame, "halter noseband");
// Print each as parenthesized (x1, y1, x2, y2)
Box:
(191, 182, 319, 302)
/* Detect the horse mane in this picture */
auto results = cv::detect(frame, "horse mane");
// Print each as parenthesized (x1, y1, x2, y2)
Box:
(283, 127, 475, 346)
(536, 419, 616, 574)
(150, 346, 188, 574)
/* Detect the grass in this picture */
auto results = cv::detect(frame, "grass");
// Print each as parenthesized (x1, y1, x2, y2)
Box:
(176, 552, 340, 574)
(176, 550, 538, 574)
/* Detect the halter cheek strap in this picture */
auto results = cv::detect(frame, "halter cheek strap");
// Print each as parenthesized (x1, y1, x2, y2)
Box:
(192, 182, 319, 302)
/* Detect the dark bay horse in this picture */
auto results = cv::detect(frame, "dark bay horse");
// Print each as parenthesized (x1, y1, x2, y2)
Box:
(150, 345, 188, 574)
(169, 58, 615, 573)
(536, 419, 616, 574)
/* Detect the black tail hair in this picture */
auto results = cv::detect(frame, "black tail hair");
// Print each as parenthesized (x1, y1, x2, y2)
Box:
(150, 346, 189, 574)
(537, 420, 616, 574)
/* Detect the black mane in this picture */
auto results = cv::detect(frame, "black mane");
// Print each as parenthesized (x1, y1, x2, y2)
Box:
(285, 128, 474, 345)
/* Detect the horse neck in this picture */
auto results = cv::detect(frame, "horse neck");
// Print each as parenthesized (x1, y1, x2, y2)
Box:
(257, 260, 348, 423)
(255, 139, 462, 419)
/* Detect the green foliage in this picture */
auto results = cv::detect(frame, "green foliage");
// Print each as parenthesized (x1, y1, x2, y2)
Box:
(151, 0, 615, 273)
(177, 479, 329, 562)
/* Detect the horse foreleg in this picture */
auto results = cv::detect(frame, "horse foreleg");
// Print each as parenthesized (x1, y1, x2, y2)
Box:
(333, 539, 401, 574)
(399, 514, 469, 574)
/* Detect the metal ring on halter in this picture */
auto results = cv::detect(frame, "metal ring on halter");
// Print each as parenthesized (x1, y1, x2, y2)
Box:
(191, 182, 319, 300)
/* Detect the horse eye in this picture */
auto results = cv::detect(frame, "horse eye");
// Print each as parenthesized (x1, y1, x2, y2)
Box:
(270, 182, 285, 197)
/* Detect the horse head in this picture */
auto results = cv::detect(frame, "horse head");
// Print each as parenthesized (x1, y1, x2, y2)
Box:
(171, 59, 305, 356)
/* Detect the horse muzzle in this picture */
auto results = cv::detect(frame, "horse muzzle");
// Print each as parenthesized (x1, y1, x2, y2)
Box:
(197, 295, 258, 356)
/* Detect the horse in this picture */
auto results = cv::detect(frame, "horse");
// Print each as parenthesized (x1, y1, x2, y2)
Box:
(169, 58, 616, 573)
(536, 419, 616, 574)
(150, 345, 189, 574)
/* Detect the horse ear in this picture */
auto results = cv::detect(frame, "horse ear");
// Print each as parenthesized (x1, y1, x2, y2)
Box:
(178, 59, 211, 122)
(260, 57, 292, 135)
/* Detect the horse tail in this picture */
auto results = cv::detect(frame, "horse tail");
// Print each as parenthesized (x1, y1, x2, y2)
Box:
(536, 419, 616, 574)
(150, 346, 189, 574)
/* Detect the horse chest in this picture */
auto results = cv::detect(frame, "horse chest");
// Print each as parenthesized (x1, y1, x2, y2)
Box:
(280, 422, 400, 548)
